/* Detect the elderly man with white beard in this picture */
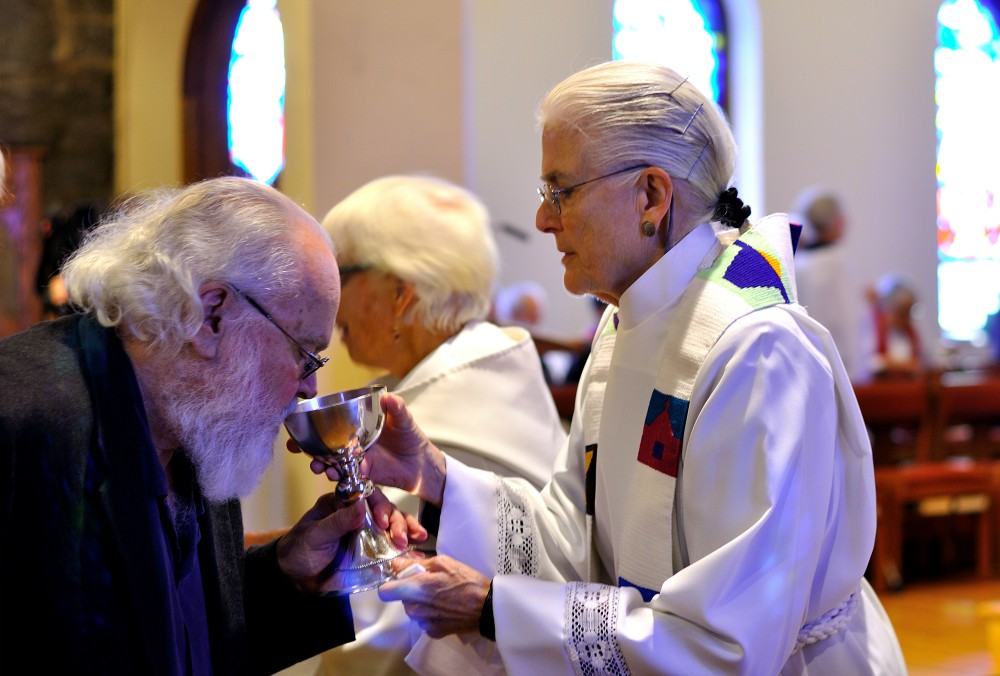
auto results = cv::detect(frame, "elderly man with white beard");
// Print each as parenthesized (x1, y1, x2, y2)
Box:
(0, 176, 426, 676)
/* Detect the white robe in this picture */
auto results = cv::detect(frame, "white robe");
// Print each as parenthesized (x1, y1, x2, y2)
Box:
(314, 320, 566, 676)
(415, 220, 906, 675)
(794, 242, 867, 383)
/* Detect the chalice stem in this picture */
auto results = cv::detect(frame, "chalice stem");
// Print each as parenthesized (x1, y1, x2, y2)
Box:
(285, 384, 412, 593)
(334, 436, 371, 502)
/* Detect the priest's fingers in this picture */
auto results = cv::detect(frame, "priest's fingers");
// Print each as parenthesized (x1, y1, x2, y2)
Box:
(309, 457, 341, 482)
(368, 487, 428, 548)
(378, 555, 489, 637)
(285, 438, 341, 480)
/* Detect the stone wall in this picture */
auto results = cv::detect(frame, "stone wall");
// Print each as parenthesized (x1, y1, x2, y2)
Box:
(0, 0, 113, 336)
(0, 0, 114, 212)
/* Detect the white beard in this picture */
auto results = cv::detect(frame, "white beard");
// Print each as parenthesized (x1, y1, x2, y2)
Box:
(165, 329, 298, 503)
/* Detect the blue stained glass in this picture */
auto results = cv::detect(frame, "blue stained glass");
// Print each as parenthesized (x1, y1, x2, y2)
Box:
(936, 0, 1000, 341)
(227, 0, 286, 185)
(612, 0, 727, 109)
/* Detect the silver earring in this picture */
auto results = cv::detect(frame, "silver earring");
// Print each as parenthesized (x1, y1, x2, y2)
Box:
(641, 220, 657, 237)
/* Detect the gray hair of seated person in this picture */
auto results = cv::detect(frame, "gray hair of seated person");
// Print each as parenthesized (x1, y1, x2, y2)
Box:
(322, 175, 498, 335)
(62, 176, 330, 355)
(795, 188, 843, 235)
(538, 60, 737, 230)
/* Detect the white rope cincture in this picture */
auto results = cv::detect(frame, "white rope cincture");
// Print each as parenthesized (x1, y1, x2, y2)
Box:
(792, 588, 860, 654)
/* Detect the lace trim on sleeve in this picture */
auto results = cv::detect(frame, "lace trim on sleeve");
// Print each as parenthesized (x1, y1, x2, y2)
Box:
(564, 582, 630, 676)
(496, 476, 539, 576)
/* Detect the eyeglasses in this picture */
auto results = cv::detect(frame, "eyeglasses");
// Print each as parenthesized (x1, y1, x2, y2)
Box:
(229, 285, 329, 380)
(338, 264, 371, 285)
(537, 164, 649, 214)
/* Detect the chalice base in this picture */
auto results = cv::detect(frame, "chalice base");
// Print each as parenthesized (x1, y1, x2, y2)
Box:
(324, 500, 416, 595)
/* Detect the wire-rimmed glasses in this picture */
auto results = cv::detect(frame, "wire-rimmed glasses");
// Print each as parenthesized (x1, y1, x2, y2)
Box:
(537, 164, 649, 214)
(229, 284, 329, 380)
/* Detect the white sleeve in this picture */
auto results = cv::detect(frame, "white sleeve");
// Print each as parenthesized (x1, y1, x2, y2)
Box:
(436, 423, 589, 584)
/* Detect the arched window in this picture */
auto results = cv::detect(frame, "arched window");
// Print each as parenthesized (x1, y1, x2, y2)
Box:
(612, 0, 728, 110)
(183, 0, 285, 186)
(227, 0, 286, 185)
(936, 0, 1000, 342)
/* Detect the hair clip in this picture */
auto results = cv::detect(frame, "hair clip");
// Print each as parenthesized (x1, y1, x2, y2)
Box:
(664, 77, 703, 138)
(681, 103, 703, 135)
(685, 139, 712, 180)
(667, 76, 690, 97)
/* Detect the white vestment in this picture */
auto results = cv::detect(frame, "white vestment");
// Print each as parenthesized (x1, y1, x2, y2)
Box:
(410, 217, 906, 675)
(314, 320, 566, 676)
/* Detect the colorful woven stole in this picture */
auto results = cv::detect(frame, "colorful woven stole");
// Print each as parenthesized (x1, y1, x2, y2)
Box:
(616, 214, 799, 601)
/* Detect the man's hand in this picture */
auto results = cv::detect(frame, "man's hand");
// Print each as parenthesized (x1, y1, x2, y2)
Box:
(377, 554, 491, 639)
(276, 487, 427, 593)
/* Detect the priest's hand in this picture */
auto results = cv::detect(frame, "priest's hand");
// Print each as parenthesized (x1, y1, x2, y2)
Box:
(364, 393, 448, 506)
(378, 554, 491, 639)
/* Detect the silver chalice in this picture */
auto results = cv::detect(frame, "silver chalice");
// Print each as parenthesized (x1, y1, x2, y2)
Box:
(284, 385, 413, 594)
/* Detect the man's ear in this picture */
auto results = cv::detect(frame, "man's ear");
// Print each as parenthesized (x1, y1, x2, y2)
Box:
(191, 282, 234, 360)
(638, 166, 673, 227)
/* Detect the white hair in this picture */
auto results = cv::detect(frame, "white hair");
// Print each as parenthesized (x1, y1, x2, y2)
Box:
(322, 175, 498, 334)
(62, 176, 330, 355)
(538, 60, 738, 227)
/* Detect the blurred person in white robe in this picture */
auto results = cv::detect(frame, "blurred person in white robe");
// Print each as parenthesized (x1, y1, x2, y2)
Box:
(792, 187, 869, 383)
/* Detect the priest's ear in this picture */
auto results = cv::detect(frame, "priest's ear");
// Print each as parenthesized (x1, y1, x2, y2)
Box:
(637, 166, 673, 227)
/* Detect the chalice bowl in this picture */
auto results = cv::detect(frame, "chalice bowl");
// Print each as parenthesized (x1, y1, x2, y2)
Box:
(284, 385, 412, 594)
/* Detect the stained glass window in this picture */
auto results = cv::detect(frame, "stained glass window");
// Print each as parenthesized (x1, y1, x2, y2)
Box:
(227, 0, 286, 185)
(936, 0, 1000, 341)
(612, 0, 728, 109)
